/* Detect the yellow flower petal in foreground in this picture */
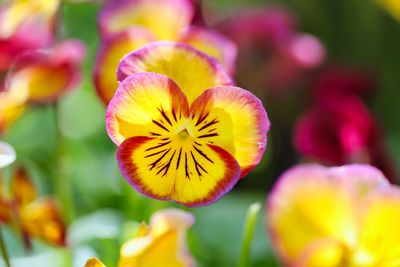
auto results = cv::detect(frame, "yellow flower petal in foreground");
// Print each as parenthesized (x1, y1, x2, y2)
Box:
(267, 164, 400, 267)
(119, 208, 194, 267)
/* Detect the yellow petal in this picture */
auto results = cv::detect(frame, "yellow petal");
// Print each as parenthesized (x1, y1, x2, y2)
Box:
(267, 164, 359, 265)
(190, 86, 269, 177)
(119, 231, 189, 267)
(119, 208, 194, 267)
(94, 27, 157, 104)
(106, 72, 190, 146)
(22, 65, 71, 101)
(135, 222, 150, 238)
(149, 208, 195, 238)
(117, 135, 240, 206)
(117, 41, 233, 105)
(355, 188, 400, 266)
(296, 239, 346, 267)
(85, 258, 106, 267)
(98, 0, 193, 40)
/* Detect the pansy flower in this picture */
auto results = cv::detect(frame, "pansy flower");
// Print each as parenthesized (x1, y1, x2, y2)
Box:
(0, 0, 59, 70)
(0, 40, 86, 133)
(267, 164, 400, 266)
(0, 167, 66, 248)
(106, 41, 269, 206)
(84, 208, 195, 267)
(94, 0, 237, 104)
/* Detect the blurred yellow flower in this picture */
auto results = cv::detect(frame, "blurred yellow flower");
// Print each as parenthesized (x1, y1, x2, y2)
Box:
(267, 164, 400, 267)
(0, 0, 59, 38)
(84, 208, 195, 267)
(0, 40, 86, 133)
(94, 0, 237, 104)
(0, 167, 66, 247)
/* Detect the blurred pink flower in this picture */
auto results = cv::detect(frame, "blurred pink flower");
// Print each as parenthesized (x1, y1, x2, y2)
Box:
(5, 40, 86, 103)
(0, 40, 86, 133)
(219, 7, 325, 94)
(0, 0, 59, 70)
(294, 92, 374, 164)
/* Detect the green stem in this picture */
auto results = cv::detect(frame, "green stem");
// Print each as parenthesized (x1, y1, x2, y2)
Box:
(52, 103, 75, 223)
(0, 226, 11, 267)
(237, 202, 261, 267)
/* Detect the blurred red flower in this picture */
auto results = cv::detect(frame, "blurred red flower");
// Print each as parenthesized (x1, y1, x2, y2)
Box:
(294, 68, 396, 182)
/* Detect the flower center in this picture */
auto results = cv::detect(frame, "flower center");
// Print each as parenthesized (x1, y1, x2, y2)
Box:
(178, 129, 189, 140)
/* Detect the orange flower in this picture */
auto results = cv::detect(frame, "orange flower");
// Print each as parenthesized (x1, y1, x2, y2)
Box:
(1, 167, 66, 247)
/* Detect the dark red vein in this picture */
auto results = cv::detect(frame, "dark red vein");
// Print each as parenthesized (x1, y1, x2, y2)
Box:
(185, 152, 190, 180)
(190, 151, 207, 177)
(176, 148, 182, 169)
(198, 133, 218, 138)
(145, 148, 167, 158)
(158, 108, 172, 126)
(172, 108, 177, 122)
(157, 150, 176, 177)
(193, 145, 214, 163)
(149, 148, 171, 171)
(198, 118, 219, 131)
(152, 119, 169, 132)
(195, 112, 209, 126)
(145, 140, 171, 151)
